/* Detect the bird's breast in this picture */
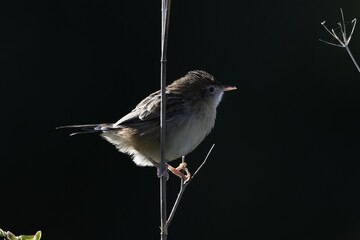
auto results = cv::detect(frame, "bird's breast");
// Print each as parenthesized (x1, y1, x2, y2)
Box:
(165, 108, 216, 160)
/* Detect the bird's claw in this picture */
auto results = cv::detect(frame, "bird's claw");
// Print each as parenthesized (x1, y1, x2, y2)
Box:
(148, 155, 190, 182)
(168, 162, 191, 183)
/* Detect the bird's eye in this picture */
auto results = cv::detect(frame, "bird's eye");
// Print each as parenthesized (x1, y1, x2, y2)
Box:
(208, 86, 215, 94)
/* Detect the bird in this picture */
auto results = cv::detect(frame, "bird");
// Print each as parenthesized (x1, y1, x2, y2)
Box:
(58, 70, 236, 181)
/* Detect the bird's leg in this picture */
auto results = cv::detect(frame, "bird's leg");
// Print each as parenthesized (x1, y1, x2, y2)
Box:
(144, 154, 190, 182)
(145, 156, 169, 179)
(167, 162, 191, 183)
(157, 166, 169, 180)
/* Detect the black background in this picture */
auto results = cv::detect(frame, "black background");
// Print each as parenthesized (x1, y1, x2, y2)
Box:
(1, 0, 360, 239)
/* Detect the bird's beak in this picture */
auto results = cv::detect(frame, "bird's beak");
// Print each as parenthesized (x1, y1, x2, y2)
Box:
(221, 85, 237, 92)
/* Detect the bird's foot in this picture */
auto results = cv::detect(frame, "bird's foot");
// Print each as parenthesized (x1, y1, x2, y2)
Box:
(145, 155, 190, 182)
(157, 166, 169, 180)
(167, 162, 191, 184)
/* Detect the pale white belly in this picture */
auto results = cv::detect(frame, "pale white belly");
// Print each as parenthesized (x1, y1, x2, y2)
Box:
(165, 113, 215, 160)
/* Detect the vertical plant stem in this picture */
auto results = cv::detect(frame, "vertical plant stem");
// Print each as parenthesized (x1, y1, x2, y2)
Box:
(160, 0, 171, 239)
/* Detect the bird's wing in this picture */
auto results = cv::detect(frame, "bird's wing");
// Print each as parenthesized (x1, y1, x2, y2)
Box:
(114, 91, 187, 127)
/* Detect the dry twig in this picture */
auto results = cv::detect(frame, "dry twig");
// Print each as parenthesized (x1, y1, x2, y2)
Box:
(166, 144, 216, 228)
(320, 8, 360, 72)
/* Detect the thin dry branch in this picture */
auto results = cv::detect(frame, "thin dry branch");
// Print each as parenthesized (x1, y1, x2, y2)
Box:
(320, 8, 360, 72)
(166, 144, 216, 228)
(160, 0, 171, 239)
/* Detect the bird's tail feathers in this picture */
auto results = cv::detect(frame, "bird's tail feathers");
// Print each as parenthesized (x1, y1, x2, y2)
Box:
(56, 123, 119, 136)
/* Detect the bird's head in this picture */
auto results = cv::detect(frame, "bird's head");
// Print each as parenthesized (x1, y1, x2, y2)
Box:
(168, 70, 236, 108)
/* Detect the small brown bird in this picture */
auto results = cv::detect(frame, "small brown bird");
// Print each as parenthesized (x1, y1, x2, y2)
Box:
(59, 70, 236, 180)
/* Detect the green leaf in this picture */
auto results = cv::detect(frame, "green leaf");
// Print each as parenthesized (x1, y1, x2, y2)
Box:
(0, 230, 42, 240)
(18, 231, 42, 240)
(7, 232, 18, 240)
(18, 236, 33, 240)
(34, 231, 42, 240)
